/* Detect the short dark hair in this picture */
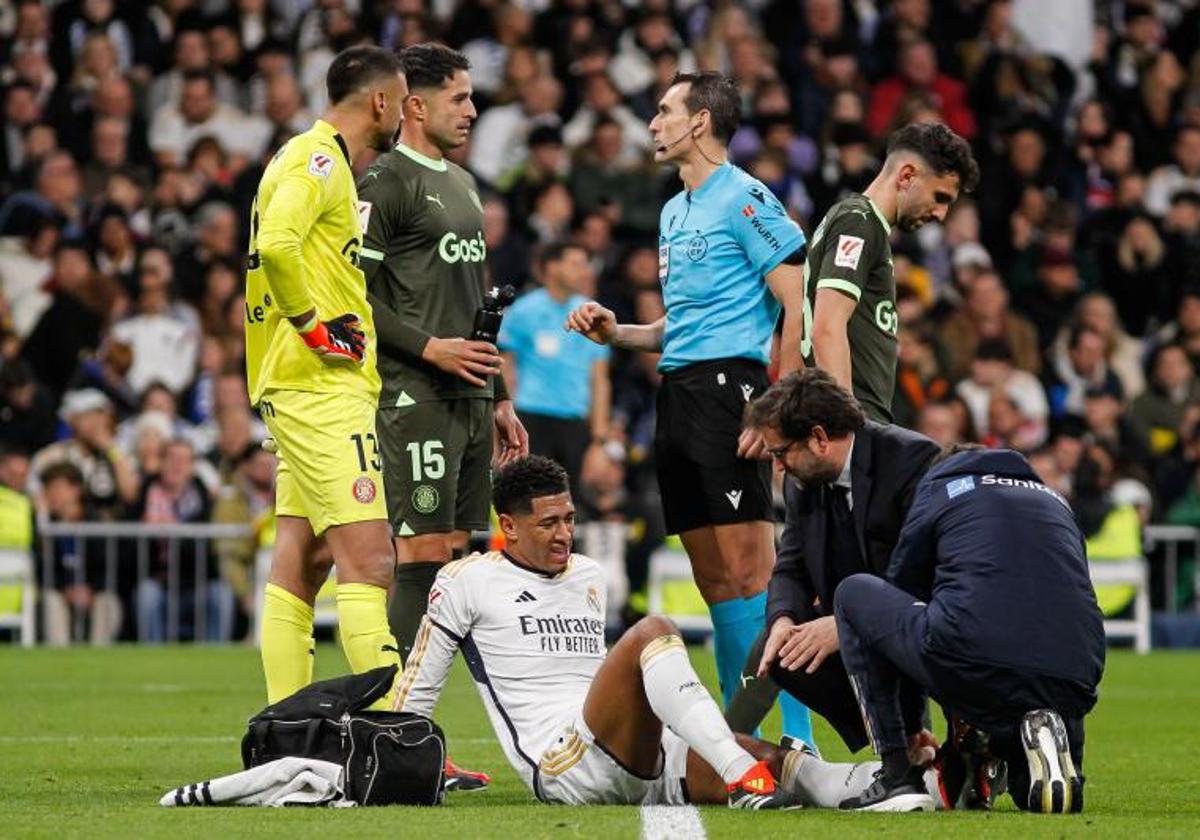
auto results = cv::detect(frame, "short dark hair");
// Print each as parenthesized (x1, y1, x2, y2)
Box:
(326, 45, 404, 106)
(886, 122, 980, 193)
(744, 368, 865, 441)
(40, 461, 84, 488)
(539, 240, 587, 269)
(493, 455, 570, 515)
(400, 43, 470, 91)
(669, 71, 740, 143)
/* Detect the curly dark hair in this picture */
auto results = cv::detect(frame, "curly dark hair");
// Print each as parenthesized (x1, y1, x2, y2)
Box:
(493, 455, 570, 515)
(326, 45, 404, 106)
(669, 71, 741, 143)
(887, 122, 980, 192)
(400, 42, 471, 91)
(744, 368, 865, 441)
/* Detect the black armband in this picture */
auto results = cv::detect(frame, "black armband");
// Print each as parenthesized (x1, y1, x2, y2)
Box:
(782, 245, 807, 266)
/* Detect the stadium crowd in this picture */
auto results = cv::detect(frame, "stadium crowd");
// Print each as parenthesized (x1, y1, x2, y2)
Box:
(2, 0, 1200, 642)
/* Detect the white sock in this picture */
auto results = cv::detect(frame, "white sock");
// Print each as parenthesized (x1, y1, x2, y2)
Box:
(781, 749, 881, 808)
(640, 635, 756, 785)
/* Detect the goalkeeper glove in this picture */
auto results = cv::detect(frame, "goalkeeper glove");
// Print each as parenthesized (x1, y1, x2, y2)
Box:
(297, 313, 366, 365)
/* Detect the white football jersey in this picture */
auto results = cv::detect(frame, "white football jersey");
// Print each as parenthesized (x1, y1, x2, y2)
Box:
(394, 551, 608, 791)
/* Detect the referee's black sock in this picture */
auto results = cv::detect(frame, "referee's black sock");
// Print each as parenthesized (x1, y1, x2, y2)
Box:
(388, 561, 443, 665)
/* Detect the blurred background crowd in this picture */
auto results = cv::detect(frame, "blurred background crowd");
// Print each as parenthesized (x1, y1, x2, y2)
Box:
(3, 0, 1200, 643)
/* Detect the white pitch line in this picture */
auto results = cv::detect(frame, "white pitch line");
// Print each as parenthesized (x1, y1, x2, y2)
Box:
(641, 804, 706, 840)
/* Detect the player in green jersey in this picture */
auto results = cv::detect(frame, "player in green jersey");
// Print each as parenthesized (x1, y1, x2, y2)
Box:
(803, 123, 979, 422)
(357, 43, 528, 791)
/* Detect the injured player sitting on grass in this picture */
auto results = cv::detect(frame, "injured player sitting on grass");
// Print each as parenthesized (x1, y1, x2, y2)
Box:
(393, 455, 896, 809)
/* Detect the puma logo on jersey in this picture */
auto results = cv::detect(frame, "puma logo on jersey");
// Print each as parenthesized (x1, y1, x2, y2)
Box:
(740, 383, 755, 403)
(726, 490, 743, 510)
(515, 590, 537, 603)
(425, 193, 445, 209)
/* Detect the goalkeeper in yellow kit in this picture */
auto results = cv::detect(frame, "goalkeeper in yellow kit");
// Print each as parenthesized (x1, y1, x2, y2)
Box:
(244, 46, 407, 708)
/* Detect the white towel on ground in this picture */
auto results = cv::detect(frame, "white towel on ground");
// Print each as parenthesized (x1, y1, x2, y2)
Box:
(160, 756, 352, 807)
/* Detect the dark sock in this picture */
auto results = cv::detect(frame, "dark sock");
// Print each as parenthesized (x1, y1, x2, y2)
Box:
(388, 561, 442, 665)
(882, 748, 910, 783)
(723, 627, 781, 733)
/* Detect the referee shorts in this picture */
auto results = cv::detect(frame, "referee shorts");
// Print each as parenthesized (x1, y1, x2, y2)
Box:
(654, 357, 772, 534)
(260, 388, 388, 537)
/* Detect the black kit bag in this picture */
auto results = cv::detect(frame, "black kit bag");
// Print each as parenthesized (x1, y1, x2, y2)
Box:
(241, 665, 446, 806)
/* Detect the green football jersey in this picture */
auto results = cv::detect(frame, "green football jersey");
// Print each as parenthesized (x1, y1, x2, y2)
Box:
(801, 193, 898, 422)
(358, 142, 491, 406)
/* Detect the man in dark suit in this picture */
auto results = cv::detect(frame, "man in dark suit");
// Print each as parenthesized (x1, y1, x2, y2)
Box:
(745, 370, 940, 771)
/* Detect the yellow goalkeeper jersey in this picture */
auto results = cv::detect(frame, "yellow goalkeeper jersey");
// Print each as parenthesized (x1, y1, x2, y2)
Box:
(244, 119, 380, 405)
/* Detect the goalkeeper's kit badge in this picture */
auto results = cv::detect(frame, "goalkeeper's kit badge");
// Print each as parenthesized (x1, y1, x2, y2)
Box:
(353, 476, 377, 504)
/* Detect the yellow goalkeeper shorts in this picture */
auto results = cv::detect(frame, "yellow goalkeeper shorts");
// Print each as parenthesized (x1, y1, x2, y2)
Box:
(260, 388, 387, 536)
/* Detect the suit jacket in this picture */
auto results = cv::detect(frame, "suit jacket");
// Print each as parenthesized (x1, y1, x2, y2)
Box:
(766, 421, 940, 627)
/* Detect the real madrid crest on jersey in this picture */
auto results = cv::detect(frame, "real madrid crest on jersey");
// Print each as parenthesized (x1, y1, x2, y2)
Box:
(586, 586, 601, 615)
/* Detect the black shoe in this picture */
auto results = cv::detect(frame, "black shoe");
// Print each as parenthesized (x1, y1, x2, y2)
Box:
(1020, 709, 1082, 813)
(934, 720, 1008, 810)
(839, 766, 935, 812)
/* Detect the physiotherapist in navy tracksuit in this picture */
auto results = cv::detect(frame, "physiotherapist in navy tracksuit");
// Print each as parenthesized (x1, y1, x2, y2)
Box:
(833, 446, 1106, 814)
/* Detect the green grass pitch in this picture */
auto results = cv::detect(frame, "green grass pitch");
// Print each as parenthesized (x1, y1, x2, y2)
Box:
(1, 645, 1198, 838)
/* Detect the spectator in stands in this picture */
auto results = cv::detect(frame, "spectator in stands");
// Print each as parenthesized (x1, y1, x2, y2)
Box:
(21, 240, 111, 399)
(563, 72, 654, 169)
(867, 39, 976, 140)
(1, 80, 43, 193)
(1101, 212, 1170, 337)
(891, 320, 951, 430)
(1016, 244, 1084, 353)
(496, 123, 569, 224)
(108, 246, 200, 397)
(916, 400, 968, 447)
(148, 70, 263, 171)
(939, 269, 1041, 380)
(460, 2, 532, 101)
(92, 204, 138, 293)
(1164, 191, 1200, 295)
(1045, 325, 1124, 421)
(526, 180, 573, 245)
(1083, 381, 1151, 475)
(37, 461, 122, 646)
(1132, 343, 1200, 459)
(0, 150, 85, 242)
(132, 438, 231, 643)
(956, 340, 1049, 451)
(28, 387, 137, 516)
(1051, 293, 1146, 401)
(213, 441, 276, 638)
(77, 75, 153, 170)
(1145, 124, 1200, 216)
(568, 116, 658, 237)
(469, 73, 562, 186)
(610, 11, 696, 102)
(0, 359, 57, 454)
(1153, 287, 1200, 370)
(174, 201, 240, 304)
(146, 27, 240, 117)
